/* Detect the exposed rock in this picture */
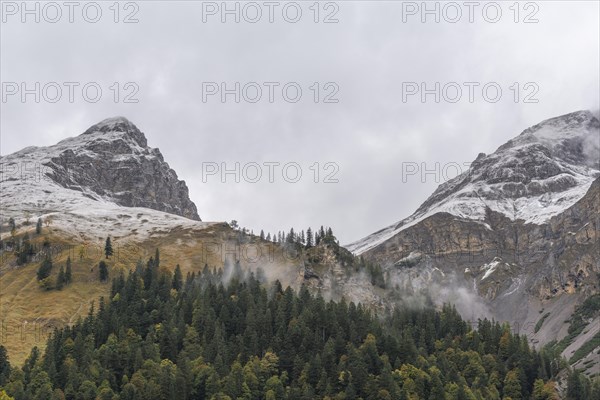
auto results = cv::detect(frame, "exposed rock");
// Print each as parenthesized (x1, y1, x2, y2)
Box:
(345, 110, 600, 370)
(42, 117, 200, 220)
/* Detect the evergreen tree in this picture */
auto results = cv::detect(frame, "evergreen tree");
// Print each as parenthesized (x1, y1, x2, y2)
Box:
(1, 250, 559, 400)
(260, 230, 265, 240)
(65, 257, 72, 284)
(504, 369, 523, 399)
(173, 265, 183, 291)
(286, 228, 295, 243)
(35, 218, 42, 234)
(306, 228, 313, 247)
(104, 237, 113, 259)
(8, 217, 16, 234)
(0, 345, 10, 386)
(566, 370, 586, 400)
(99, 261, 109, 282)
(16, 234, 33, 265)
(37, 257, 53, 281)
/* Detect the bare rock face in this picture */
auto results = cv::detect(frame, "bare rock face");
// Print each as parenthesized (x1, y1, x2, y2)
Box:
(45, 117, 201, 220)
(343, 110, 600, 369)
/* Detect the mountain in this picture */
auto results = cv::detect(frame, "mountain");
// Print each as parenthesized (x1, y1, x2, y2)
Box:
(345, 110, 600, 377)
(1, 117, 322, 367)
(1, 112, 599, 384)
(1, 117, 203, 241)
(348, 110, 600, 255)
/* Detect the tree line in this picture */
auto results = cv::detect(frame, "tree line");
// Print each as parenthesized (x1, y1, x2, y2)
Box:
(2, 250, 598, 399)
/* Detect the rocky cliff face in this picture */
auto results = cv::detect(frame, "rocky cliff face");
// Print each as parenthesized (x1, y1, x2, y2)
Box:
(0, 117, 206, 241)
(348, 110, 599, 255)
(45, 117, 200, 221)
(343, 110, 600, 375)
(1, 117, 200, 223)
(347, 110, 599, 303)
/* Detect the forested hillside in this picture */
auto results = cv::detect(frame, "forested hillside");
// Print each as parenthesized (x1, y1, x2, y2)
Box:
(1, 253, 599, 400)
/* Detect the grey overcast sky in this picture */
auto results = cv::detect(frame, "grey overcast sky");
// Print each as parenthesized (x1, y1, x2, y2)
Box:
(1, 1, 599, 244)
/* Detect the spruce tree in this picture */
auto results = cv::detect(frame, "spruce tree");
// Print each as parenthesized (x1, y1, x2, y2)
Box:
(306, 228, 313, 247)
(99, 261, 109, 282)
(36, 218, 42, 234)
(37, 257, 53, 281)
(65, 256, 72, 284)
(104, 237, 113, 259)
(0, 345, 10, 386)
(566, 370, 585, 400)
(173, 265, 183, 291)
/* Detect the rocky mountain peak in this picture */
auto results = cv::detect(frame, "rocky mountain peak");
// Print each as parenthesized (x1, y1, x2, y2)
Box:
(1, 117, 202, 224)
(82, 116, 148, 147)
(347, 109, 600, 255)
(505, 110, 600, 169)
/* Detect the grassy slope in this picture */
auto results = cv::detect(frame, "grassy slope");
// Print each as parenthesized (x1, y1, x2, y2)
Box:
(0, 224, 297, 365)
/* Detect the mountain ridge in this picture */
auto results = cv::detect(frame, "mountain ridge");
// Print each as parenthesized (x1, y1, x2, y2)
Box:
(347, 109, 600, 255)
(1, 117, 203, 241)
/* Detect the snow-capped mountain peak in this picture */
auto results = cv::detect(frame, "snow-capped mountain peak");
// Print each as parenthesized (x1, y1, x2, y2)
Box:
(347, 110, 600, 254)
(81, 116, 148, 148)
(1, 117, 208, 240)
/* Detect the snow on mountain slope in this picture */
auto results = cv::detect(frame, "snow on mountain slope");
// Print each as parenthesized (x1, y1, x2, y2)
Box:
(0, 117, 214, 240)
(347, 110, 600, 254)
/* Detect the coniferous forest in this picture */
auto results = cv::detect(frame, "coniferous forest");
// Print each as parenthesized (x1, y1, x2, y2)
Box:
(1, 252, 599, 400)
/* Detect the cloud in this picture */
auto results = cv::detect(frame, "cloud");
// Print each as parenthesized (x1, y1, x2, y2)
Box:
(1, 1, 599, 244)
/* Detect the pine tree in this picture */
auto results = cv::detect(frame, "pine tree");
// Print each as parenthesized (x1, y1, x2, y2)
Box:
(36, 218, 42, 234)
(286, 228, 295, 243)
(173, 265, 183, 291)
(8, 217, 16, 234)
(104, 237, 113, 259)
(566, 370, 585, 400)
(155, 248, 160, 268)
(260, 230, 265, 240)
(99, 261, 109, 282)
(266, 233, 271, 242)
(37, 257, 53, 281)
(503, 369, 523, 400)
(306, 228, 313, 247)
(65, 256, 72, 284)
(0, 345, 10, 386)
